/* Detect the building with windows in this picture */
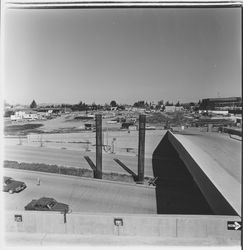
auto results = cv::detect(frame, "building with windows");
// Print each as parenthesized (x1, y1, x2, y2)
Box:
(200, 97, 242, 111)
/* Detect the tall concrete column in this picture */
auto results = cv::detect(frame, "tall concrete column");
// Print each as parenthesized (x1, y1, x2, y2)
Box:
(95, 114, 102, 179)
(137, 114, 146, 183)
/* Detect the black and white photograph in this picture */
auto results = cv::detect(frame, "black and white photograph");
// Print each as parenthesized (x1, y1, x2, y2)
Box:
(1, 0, 242, 248)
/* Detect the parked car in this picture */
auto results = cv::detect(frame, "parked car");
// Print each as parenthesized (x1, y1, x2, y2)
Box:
(25, 197, 71, 213)
(3, 176, 27, 194)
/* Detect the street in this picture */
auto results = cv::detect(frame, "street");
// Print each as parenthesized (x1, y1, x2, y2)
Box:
(3, 168, 157, 214)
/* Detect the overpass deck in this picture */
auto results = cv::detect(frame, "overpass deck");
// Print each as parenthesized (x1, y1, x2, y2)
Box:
(172, 130, 241, 215)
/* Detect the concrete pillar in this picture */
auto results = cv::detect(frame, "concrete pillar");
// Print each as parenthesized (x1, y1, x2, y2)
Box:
(137, 115, 146, 183)
(95, 114, 102, 179)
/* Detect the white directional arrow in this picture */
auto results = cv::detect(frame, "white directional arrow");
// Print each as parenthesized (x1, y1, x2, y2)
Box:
(234, 222, 241, 230)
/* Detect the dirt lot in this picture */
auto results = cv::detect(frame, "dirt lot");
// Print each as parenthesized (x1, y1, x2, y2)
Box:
(4, 110, 185, 135)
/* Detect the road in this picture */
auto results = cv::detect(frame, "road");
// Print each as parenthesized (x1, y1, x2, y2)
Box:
(4, 128, 241, 180)
(174, 130, 241, 215)
(4, 130, 166, 177)
(4, 144, 155, 177)
(5, 130, 165, 156)
(3, 168, 156, 214)
(175, 130, 241, 182)
(3, 128, 241, 215)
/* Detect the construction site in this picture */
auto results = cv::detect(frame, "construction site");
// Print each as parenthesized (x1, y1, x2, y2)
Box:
(3, 113, 241, 246)
(2, 0, 241, 247)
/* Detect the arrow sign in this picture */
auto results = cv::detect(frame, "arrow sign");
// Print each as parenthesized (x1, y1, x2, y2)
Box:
(227, 221, 242, 231)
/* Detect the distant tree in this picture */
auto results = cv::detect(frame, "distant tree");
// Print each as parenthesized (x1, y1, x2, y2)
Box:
(175, 101, 180, 107)
(91, 102, 97, 110)
(133, 101, 145, 108)
(4, 110, 14, 117)
(78, 101, 83, 107)
(165, 101, 174, 106)
(104, 103, 111, 111)
(61, 103, 70, 108)
(158, 100, 164, 106)
(118, 105, 125, 110)
(155, 100, 164, 110)
(30, 100, 37, 109)
(97, 104, 102, 110)
(198, 99, 207, 110)
(110, 100, 117, 107)
(70, 101, 88, 111)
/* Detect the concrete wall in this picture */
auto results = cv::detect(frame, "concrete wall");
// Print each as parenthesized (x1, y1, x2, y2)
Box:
(5, 211, 241, 240)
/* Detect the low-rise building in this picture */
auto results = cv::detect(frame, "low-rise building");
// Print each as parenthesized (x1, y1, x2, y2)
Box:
(10, 110, 38, 121)
(165, 106, 183, 112)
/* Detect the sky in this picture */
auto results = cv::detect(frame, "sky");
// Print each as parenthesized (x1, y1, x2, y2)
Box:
(3, 7, 241, 105)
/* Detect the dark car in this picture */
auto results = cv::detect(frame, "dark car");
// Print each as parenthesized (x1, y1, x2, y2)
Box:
(24, 197, 71, 213)
(3, 176, 27, 194)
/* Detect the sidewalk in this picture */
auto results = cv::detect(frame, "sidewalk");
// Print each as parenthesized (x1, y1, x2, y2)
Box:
(3, 232, 240, 247)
